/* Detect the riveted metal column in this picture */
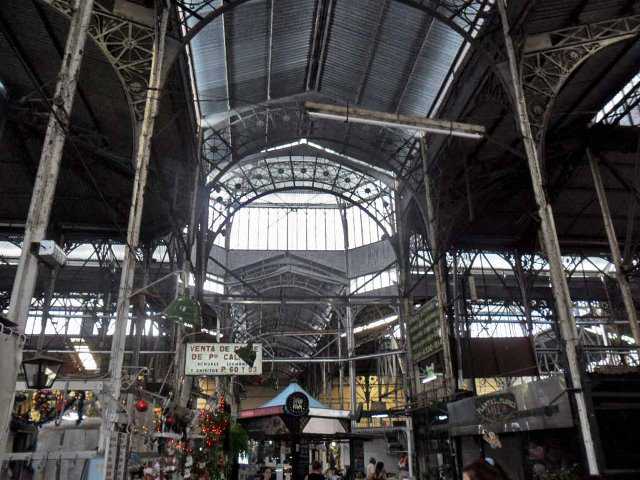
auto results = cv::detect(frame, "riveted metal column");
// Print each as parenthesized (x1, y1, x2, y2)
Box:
(345, 304, 357, 429)
(0, 0, 94, 454)
(337, 318, 345, 410)
(588, 150, 640, 350)
(497, 0, 599, 474)
(339, 203, 357, 428)
(101, 3, 170, 476)
(394, 183, 416, 479)
(419, 137, 455, 395)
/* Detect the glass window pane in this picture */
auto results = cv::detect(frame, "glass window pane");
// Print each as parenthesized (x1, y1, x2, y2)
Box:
(288, 210, 297, 250)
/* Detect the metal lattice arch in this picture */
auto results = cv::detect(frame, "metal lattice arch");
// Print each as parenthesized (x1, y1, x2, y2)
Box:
(208, 150, 397, 244)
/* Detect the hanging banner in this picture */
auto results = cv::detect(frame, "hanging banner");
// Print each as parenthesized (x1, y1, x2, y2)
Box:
(185, 343, 262, 375)
(407, 297, 441, 362)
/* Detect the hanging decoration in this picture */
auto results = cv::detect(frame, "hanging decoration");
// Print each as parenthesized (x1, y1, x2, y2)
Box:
(26, 389, 86, 426)
(165, 295, 202, 327)
(32, 389, 54, 421)
(199, 395, 230, 448)
(135, 398, 150, 413)
(194, 393, 250, 479)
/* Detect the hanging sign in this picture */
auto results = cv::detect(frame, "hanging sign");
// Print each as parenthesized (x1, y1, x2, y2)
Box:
(284, 392, 309, 417)
(185, 343, 262, 376)
(408, 297, 441, 362)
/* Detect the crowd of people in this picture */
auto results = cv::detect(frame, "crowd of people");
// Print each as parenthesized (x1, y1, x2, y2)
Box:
(255, 454, 611, 479)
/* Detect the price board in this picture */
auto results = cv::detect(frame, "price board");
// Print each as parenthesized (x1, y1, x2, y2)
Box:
(185, 343, 262, 375)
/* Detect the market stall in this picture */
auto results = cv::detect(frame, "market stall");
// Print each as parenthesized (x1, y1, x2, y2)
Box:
(239, 383, 351, 479)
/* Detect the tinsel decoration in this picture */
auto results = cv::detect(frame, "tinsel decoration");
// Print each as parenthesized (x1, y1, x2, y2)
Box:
(32, 390, 54, 420)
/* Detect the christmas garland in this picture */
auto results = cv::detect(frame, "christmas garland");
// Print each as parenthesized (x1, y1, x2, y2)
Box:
(195, 395, 249, 480)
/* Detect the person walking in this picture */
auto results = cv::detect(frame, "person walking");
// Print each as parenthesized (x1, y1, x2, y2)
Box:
(366, 458, 376, 480)
(307, 461, 326, 480)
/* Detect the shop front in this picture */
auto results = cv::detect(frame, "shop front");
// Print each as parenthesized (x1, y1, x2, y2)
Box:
(446, 377, 579, 480)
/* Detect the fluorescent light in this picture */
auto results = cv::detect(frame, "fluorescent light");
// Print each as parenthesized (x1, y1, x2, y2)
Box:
(341, 314, 398, 337)
(421, 374, 438, 384)
(371, 413, 389, 418)
(201, 328, 224, 339)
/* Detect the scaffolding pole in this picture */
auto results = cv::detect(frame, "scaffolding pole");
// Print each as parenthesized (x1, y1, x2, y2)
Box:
(588, 150, 640, 349)
(100, 3, 170, 477)
(497, 0, 599, 474)
(0, 0, 95, 454)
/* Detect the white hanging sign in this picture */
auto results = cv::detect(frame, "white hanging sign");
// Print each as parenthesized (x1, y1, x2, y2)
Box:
(185, 343, 262, 376)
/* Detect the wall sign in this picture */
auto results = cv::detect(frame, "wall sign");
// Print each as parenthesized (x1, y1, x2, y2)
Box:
(185, 343, 262, 375)
(284, 392, 309, 417)
(475, 393, 518, 424)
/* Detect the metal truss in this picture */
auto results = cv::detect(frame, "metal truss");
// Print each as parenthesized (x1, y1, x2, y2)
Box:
(44, 0, 157, 128)
(521, 14, 640, 142)
(596, 73, 640, 125)
(208, 153, 396, 241)
(394, 0, 491, 39)
(201, 99, 414, 176)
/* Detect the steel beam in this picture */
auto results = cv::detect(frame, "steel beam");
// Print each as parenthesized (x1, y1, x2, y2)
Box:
(305, 101, 485, 139)
(497, 0, 600, 474)
(101, 3, 171, 474)
(0, 0, 95, 454)
(588, 150, 640, 349)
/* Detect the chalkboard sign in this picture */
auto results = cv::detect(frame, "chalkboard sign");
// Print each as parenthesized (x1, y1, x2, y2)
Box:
(407, 298, 442, 362)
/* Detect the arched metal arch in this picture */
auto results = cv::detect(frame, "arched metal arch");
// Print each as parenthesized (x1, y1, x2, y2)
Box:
(241, 309, 333, 333)
(201, 101, 416, 179)
(520, 15, 640, 150)
(210, 186, 397, 257)
(214, 146, 396, 188)
(43, 0, 159, 151)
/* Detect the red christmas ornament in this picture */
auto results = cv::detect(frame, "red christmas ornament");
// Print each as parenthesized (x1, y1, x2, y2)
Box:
(135, 399, 149, 412)
(165, 415, 176, 426)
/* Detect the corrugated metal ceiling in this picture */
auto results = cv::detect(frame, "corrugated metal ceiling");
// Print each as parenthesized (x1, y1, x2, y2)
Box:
(189, 0, 467, 137)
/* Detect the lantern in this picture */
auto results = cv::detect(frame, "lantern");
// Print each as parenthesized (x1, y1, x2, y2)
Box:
(21, 354, 63, 390)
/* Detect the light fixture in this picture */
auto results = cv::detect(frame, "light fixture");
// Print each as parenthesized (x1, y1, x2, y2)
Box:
(421, 364, 442, 384)
(21, 354, 63, 390)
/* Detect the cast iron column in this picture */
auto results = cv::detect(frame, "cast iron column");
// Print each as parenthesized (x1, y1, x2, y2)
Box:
(588, 150, 640, 349)
(497, 0, 599, 473)
(101, 3, 171, 476)
(0, 0, 95, 453)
